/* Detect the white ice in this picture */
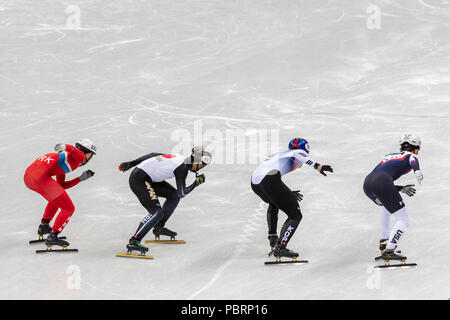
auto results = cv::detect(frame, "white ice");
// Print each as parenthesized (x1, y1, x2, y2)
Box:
(0, 0, 449, 299)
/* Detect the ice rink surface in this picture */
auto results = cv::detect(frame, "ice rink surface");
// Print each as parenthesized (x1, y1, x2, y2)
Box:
(0, 0, 449, 299)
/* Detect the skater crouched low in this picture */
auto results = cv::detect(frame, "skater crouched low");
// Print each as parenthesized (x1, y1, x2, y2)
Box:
(363, 134, 423, 262)
(118, 147, 211, 255)
(24, 139, 96, 249)
(251, 138, 333, 262)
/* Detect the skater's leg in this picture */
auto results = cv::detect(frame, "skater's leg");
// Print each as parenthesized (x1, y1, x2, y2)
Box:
(43, 201, 59, 223)
(27, 174, 66, 225)
(51, 192, 75, 234)
(380, 206, 391, 240)
(278, 215, 302, 247)
(365, 172, 406, 252)
(37, 202, 59, 236)
(267, 204, 279, 235)
(129, 168, 164, 241)
(386, 207, 409, 250)
(262, 174, 302, 247)
(133, 206, 163, 241)
(152, 181, 180, 229)
(252, 182, 279, 235)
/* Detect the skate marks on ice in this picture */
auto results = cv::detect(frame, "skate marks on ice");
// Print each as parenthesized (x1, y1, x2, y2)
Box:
(186, 202, 266, 299)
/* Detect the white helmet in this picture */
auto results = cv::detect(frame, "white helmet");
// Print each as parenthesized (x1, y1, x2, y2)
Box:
(399, 134, 421, 148)
(191, 146, 212, 164)
(75, 139, 97, 154)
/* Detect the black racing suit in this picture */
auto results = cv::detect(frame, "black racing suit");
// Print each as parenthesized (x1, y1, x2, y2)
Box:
(127, 153, 198, 241)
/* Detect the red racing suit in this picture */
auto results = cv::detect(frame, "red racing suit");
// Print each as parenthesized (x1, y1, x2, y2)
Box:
(24, 144, 86, 233)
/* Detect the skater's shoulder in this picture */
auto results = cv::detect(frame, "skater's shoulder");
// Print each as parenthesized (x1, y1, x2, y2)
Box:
(288, 149, 308, 158)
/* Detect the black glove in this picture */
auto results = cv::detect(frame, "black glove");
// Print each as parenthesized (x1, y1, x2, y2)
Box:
(80, 170, 95, 182)
(397, 184, 416, 197)
(119, 161, 134, 172)
(318, 164, 333, 176)
(195, 174, 205, 186)
(292, 190, 303, 202)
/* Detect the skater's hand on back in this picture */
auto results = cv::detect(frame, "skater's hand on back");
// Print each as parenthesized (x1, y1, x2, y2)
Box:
(292, 190, 303, 202)
(119, 162, 133, 172)
(317, 164, 333, 176)
(399, 184, 416, 197)
(55, 143, 66, 153)
(80, 169, 95, 182)
(195, 174, 205, 186)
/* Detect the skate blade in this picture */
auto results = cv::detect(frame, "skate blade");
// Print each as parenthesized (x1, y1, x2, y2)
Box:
(29, 236, 66, 244)
(145, 239, 186, 244)
(116, 253, 154, 259)
(374, 263, 417, 269)
(265, 259, 308, 265)
(36, 248, 78, 254)
(378, 257, 408, 265)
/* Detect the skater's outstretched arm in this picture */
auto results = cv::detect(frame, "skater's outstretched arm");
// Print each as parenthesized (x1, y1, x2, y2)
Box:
(173, 164, 201, 198)
(293, 151, 334, 176)
(119, 152, 164, 172)
(314, 163, 333, 176)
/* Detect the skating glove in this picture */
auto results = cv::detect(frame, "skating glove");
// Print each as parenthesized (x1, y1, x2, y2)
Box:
(317, 164, 333, 176)
(195, 174, 206, 186)
(397, 184, 416, 197)
(414, 170, 423, 185)
(80, 170, 95, 182)
(55, 143, 66, 153)
(119, 161, 134, 172)
(292, 190, 303, 202)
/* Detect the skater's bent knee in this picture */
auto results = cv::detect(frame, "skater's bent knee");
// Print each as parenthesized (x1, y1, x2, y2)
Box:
(393, 207, 409, 227)
(287, 210, 302, 221)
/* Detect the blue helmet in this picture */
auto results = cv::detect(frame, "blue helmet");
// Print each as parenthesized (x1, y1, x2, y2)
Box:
(289, 137, 310, 153)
